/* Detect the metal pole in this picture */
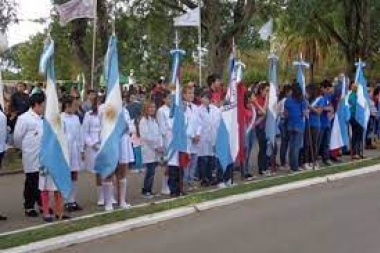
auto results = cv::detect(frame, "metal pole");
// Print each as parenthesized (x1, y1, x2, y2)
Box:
(90, 0, 98, 90)
(198, 1, 202, 86)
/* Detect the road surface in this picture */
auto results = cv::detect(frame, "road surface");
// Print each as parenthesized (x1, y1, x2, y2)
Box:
(55, 172, 380, 253)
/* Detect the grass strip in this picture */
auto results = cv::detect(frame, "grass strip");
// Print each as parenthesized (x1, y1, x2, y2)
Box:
(1, 157, 379, 249)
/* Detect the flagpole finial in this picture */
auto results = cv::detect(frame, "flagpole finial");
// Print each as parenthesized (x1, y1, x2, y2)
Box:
(174, 30, 180, 49)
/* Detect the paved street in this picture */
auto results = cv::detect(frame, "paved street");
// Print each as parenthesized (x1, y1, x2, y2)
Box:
(55, 172, 380, 253)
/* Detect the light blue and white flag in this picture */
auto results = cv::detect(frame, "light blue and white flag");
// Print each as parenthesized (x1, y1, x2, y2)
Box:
(0, 70, 4, 110)
(39, 38, 72, 199)
(266, 54, 278, 156)
(354, 59, 370, 130)
(167, 48, 187, 157)
(56, 0, 95, 25)
(94, 36, 126, 178)
(293, 55, 309, 96)
(330, 75, 351, 150)
(216, 44, 239, 171)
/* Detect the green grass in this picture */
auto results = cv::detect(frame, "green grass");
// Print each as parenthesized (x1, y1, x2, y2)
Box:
(0, 157, 379, 250)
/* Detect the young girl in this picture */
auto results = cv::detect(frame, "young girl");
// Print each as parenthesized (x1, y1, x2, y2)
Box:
(139, 101, 164, 198)
(82, 95, 105, 206)
(61, 96, 84, 212)
(156, 90, 172, 195)
(102, 106, 134, 211)
(243, 91, 256, 180)
(284, 84, 308, 172)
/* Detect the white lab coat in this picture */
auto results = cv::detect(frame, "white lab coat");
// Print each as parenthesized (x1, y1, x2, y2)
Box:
(0, 110, 6, 154)
(197, 105, 214, 157)
(184, 102, 202, 154)
(61, 112, 84, 171)
(13, 109, 43, 173)
(119, 108, 134, 164)
(156, 104, 173, 150)
(139, 116, 163, 164)
(82, 111, 101, 173)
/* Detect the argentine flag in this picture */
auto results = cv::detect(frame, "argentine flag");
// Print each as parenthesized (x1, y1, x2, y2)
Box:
(293, 56, 309, 96)
(330, 75, 351, 150)
(39, 38, 72, 199)
(215, 48, 239, 171)
(167, 49, 187, 157)
(266, 54, 278, 156)
(354, 59, 370, 130)
(94, 36, 126, 178)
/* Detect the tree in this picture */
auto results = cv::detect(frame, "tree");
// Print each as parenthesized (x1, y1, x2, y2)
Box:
(0, 0, 16, 32)
(283, 0, 380, 75)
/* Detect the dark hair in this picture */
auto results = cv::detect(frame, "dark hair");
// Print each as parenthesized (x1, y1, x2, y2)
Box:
(292, 83, 303, 101)
(87, 89, 95, 95)
(61, 95, 74, 112)
(307, 83, 319, 100)
(159, 90, 171, 107)
(244, 91, 254, 109)
(256, 82, 269, 96)
(321, 79, 333, 89)
(29, 93, 45, 107)
(279, 84, 292, 100)
(90, 96, 99, 115)
(207, 74, 220, 87)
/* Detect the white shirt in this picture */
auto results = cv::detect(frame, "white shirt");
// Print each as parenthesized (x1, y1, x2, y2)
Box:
(139, 116, 163, 164)
(185, 102, 202, 154)
(156, 104, 172, 149)
(82, 111, 101, 148)
(13, 109, 43, 173)
(0, 110, 6, 153)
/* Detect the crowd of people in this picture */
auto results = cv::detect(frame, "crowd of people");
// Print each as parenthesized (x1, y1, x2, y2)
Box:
(0, 74, 379, 223)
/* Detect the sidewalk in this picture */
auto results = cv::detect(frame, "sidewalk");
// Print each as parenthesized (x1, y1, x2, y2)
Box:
(0, 149, 378, 234)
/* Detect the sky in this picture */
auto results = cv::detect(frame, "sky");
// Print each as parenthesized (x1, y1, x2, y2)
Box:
(7, 0, 52, 46)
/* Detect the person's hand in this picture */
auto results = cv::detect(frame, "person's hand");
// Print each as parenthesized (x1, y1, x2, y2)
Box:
(192, 135, 200, 144)
(92, 143, 100, 151)
(155, 147, 164, 154)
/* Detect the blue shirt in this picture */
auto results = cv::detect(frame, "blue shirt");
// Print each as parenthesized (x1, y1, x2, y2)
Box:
(320, 94, 332, 129)
(308, 97, 324, 128)
(285, 97, 307, 132)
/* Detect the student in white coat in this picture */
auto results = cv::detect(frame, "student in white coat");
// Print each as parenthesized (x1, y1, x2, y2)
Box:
(0, 105, 7, 220)
(197, 92, 215, 186)
(82, 96, 105, 206)
(61, 96, 84, 212)
(102, 106, 134, 211)
(156, 90, 172, 195)
(182, 86, 201, 190)
(139, 101, 164, 198)
(13, 93, 45, 218)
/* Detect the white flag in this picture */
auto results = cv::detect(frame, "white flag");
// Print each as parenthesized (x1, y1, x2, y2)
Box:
(174, 7, 200, 27)
(258, 18, 273, 41)
(56, 0, 95, 25)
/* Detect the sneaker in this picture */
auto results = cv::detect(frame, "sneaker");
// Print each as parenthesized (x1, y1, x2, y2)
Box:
(304, 164, 313, 170)
(225, 179, 234, 187)
(200, 180, 210, 187)
(105, 204, 114, 212)
(323, 160, 332, 166)
(142, 192, 154, 199)
(25, 209, 39, 218)
(161, 188, 171, 196)
(119, 202, 132, 210)
(217, 182, 227, 189)
(0, 215, 7, 221)
(97, 199, 105, 206)
(244, 174, 255, 181)
(43, 216, 54, 223)
(71, 202, 83, 211)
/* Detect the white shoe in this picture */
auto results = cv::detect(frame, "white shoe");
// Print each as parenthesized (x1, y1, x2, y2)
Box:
(161, 188, 171, 196)
(119, 201, 132, 210)
(217, 182, 227, 189)
(304, 164, 313, 170)
(97, 198, 105, 206)
(225, 179, 234, 187)
(105, 204, 114, 212)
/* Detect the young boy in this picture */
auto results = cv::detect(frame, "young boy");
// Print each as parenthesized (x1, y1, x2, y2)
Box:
(13, 93, 45, 217)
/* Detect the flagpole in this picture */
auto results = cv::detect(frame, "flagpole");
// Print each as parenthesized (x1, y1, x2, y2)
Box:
(198, 1, 202, 86)
(90, 0, 98, 90)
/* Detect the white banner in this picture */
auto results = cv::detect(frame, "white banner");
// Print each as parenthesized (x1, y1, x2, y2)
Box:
(174, 7, 200, 27)
(56, 0, 95, 25)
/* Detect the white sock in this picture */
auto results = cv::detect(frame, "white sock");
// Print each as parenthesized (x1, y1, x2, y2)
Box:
(111, 183, 117, 204)
(118, 178, 128, 205)
(69, 181, 78, 203)
(161, 175, 169, 193)
(103, 182, 114, 211)
(97, 186, 104, 205)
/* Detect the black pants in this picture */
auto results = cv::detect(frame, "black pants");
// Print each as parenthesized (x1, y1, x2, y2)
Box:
(0, 152, 4, 168)
(256, 128, 268, 174)
(350, 118, 364, 156)
(198, 156, 213, 183)
(304, 126, 320, 164)
(24, 172, 41, 210)
(168, 166, 181, 195)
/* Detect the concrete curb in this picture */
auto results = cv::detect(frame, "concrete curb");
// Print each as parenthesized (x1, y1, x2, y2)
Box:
(0, 169, 23, 176)
(5, 164, 380, 253)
